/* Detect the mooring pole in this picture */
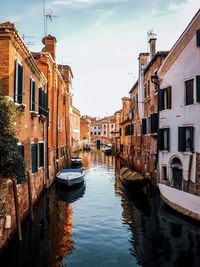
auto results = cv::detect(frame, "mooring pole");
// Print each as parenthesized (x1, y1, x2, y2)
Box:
(27, 171, 34, 221)
(12, 179, 22, 242)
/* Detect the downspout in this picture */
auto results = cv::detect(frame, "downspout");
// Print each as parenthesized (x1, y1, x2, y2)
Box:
(151, 73, 160, 184)
(56, 73, 59, 173)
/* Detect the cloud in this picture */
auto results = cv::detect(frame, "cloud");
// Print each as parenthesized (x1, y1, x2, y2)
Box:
(53, 0, 128, 9)
(94, 8, 118, 27)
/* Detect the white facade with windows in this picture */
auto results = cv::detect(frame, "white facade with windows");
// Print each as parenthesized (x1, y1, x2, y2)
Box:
(158, 12, 200, 193)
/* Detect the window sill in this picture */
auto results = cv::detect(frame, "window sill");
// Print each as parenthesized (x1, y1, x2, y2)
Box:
(182, 151, 194, 155)
(30, 111, 38, 118)
(15, 102, 26, 110)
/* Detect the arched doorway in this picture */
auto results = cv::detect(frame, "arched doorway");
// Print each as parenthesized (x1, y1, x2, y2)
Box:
(170, 157, 183, 189)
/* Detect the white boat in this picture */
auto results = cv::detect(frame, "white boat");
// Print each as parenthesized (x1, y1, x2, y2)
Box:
(159, 183, 200, 221)
(57, 168, 85, 187)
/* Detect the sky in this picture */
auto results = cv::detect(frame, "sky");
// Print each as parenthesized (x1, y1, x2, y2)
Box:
(0, 0, 199, 117)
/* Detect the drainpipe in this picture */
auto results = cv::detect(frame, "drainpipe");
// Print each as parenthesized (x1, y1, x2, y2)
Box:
(56, 73, 59, 173)
(151, 73, 160, 184)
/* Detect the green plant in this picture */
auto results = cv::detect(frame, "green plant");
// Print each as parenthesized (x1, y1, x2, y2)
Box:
(0, 97, 26, 183)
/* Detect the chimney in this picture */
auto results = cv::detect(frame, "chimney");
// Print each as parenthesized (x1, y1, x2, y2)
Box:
(42, 35, 57, 61)
(149, 38, 156, 60)
(138, 52, 149, 66)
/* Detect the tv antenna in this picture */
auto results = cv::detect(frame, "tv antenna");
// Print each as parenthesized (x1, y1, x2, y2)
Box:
(43, 0, 58, 36)
(22, 34, 35, 47)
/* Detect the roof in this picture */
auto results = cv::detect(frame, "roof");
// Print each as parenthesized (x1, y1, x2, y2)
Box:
(129, 80, 138, 94)
(143, 51, 169, 75)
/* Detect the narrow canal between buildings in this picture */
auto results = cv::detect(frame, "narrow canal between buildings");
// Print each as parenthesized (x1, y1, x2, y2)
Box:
(1, 150, 200, 267)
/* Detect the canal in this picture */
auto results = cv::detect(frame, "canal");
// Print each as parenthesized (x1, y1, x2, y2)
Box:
(0, 150, 200, 267)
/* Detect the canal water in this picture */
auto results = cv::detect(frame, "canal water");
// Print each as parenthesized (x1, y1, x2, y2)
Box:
(1, 150, 200, 267)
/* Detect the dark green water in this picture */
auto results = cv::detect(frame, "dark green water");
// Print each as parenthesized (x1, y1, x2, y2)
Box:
(0, 150, 200, 267)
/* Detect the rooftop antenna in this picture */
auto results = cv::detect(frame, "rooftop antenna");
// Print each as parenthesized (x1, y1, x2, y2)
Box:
(43, 0, 58, 36)
(22, 34, 35, 47)
(147, 29, 157, 51)
(46, 8, 58, 34)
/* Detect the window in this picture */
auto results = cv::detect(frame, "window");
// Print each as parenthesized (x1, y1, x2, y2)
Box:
(98, 132, 101, 135)
(39, 88, 47, 116)
(98, 126, 101, 129)
(14, 60, 24, 104)
(158, 128, 170, 151)
(125, 124, 133, 136)
(31, 144, 38, 173)
(196, 29, 200, 47)
(30, 78, 36, 111)
(178, 126, 194, 152)
(185, 79, 194, 105)
(159, 86, 171, 110)
(150, 113, 158, 133)
(39, 142, 44, 167)
(142, 118, 147, 135)
(94, 127, 96, 129)
(91, 132, 93, 135)
(17, 144, 24, 158)
(147, 117, 151, 134)
(104, 131, 106, 135)
(94, 132, 96, 135)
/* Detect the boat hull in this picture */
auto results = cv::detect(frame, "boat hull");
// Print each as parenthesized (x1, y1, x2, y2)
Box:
(159, 183, 200, 221)
(57, 169, 85, 187)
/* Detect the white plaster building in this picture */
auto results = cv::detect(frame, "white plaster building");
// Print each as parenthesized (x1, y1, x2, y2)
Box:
(158, 9, 200, 195)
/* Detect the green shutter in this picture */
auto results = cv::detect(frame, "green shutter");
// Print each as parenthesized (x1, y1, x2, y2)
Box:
(196, 76, 200, 102)
(196, 29, 200, 47)
(158, 129, 164, 150)
(178, 127, 185, 152)
(142, 119, 147, 135)
(189, 127, 194, 152)
(158, 89, 164, 111)
(150, 113, 158, 133)
(166, 128, 170, 151)
(39, 88, 43, 115)
(39, 143, 44, 167)
(17, 64, 23, 104)
(31, 144, 38, 173)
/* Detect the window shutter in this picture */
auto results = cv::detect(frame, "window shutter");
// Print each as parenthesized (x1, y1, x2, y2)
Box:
(142, 118, 147, 135)
(167, 86, 172, 109)
(14, 60, 17, 102)
(158, 89, 164, 110)
(150, 113, 158, 133)
(31, 144, 38, 173)
(30, 79, 32, 110)
(158, 129, 164, 150)
(32, 81, 36, 111)
(196, 29, 200, 47)
(196, 76, 200, 102)
(178, 127, 185, 152)
(39, 88, 43, 115)
(190, 127, 194, 152)
(44, 92, 47, 116)
(39, 143, 44, 167)
(119, 128, 121, 136)
(17, 64, 23, 104)
(166, 128, 170, 151)
(17, 145, 24, 158)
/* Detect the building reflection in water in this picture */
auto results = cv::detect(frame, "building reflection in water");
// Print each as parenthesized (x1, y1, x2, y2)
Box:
(115, 168, 200, 267)
(51, 183, 86, 267)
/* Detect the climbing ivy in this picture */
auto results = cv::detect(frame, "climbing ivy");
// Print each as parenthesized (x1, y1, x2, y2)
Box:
(0, 97, 26, 183)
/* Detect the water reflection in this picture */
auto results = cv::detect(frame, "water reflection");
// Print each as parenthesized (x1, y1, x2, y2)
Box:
(0, 151, 200, 267)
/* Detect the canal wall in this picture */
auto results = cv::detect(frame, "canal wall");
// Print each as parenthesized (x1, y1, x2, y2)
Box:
(0, 174, 44, 252)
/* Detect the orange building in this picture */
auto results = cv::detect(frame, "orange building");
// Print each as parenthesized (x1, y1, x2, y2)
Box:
(0, 22, 74, 250)
(80, 115, 91, 149)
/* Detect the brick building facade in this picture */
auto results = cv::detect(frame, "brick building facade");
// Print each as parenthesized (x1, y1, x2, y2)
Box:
(0, 22, 73, 250)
